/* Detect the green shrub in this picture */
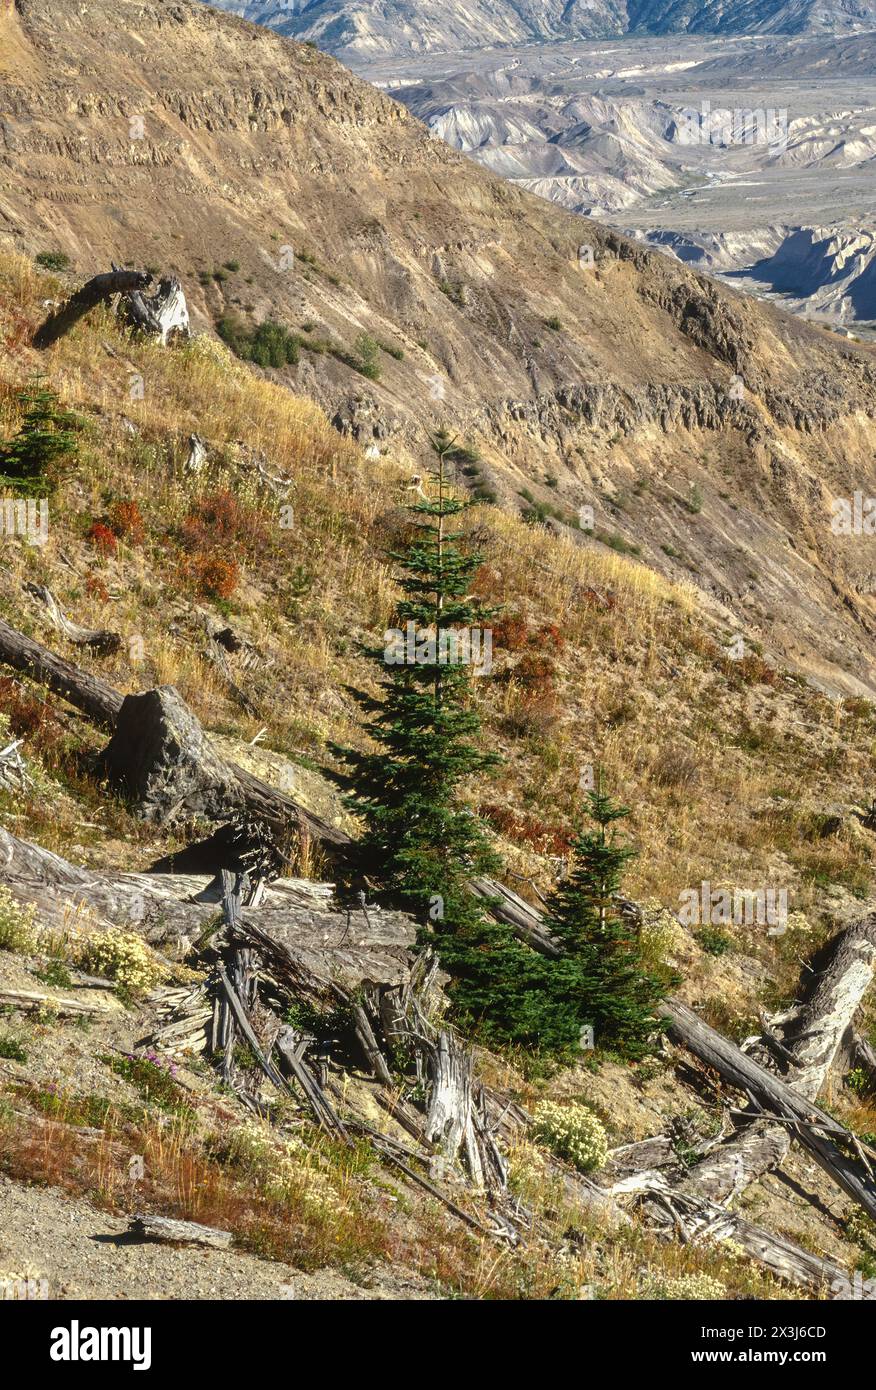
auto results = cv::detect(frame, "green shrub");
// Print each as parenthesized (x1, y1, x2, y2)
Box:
(33, 960, 73, 988)
(331, 333, 381, 381)
(377, 339, 404, 361)
(216, 315, 300, 368)
(0, 1036, 27, 1062)
(695, 926, 734, 957)
(596, 528, 641, 557)
(104, 1051, 191, 1119)
(682, 485, 703, 515)
(35, 251, 70, 272)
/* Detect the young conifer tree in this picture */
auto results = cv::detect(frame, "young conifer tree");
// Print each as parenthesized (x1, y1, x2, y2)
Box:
(0, 379, 81, 496)
(334, 430, 554, 1044)
(540, 784, 667, 1059)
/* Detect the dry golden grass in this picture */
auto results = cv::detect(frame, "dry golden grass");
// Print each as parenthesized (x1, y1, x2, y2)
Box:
(1, 249, 875, 1008)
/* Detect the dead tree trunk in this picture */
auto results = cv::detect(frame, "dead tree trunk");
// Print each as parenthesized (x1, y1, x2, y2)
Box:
(0, 617, 349, 849)
(25, 583, 121, 655)
(661, 997, 876, 1222)
(663, 915, 876, 1210)
(0, 615, 122, 728)
(33, 269, 153, 348)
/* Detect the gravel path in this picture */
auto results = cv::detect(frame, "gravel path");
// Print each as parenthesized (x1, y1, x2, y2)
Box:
(0, 1175, 434, 1300)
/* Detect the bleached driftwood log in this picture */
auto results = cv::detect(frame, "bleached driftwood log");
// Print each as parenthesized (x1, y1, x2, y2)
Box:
(128, 1214, 232, 1249)
(124, 277, 189, 345)
(661, 998, 876, 1223)
(25, 583, 121, 655)
(0, 988, 113, 1017)
(639, 1174, 870, 1298)
(660, 915, 876, 1217)
(0, 826, 414, 976)
(424, 1030, 475, 1164)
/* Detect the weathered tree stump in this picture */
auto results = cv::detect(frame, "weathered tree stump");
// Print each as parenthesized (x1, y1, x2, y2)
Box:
(101, 686, 241, 823)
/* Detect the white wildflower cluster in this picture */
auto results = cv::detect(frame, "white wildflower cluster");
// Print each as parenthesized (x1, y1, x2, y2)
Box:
(641, 1272, 728, 1300)
(76, 927, 161, 993)
(639, 901, 687, 963)
(0, 885, 38, 953)
(532, 1101, 609, 1174)
(225, 1120, 344, 1215)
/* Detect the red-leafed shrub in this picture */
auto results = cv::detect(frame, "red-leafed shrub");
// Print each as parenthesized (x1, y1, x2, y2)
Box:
(87, 521, 117, 556)
(513, 652, 556, 690)
(183, 552, 239, 600)
(181, 489, 262, 556)
(491, 614, 529, 652)
(0, 677, 64, 755)
(479, 802, 572, 857)
(85, 573, 109, 602)
(533, 622, 565, 651)
(110, 500, 144, 545)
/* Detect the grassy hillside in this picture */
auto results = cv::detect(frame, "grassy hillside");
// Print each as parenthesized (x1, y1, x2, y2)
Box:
(1, 247, 875, 1020)
(2, 244, 876, 1299)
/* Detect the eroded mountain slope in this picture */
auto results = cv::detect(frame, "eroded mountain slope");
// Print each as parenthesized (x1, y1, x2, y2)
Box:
(2, 0, 876, 700)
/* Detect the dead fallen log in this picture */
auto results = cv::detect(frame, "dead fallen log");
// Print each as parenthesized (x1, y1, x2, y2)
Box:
(666, 914, 876, 1213)
(127, 1214, 232, 1249)
(0, 615, 122, 729)
(33, 269, 153, 348)
(25, 583, 121, 655)
(0, 615, 349, 850)
(637, 1174, 873, 1299)
(0, 988, 112, 1018)
(100, 686, 350, 848)
(781, 917, 876, 1095)
(469, 876, 560, 956)
(662, 998, 876, 1224)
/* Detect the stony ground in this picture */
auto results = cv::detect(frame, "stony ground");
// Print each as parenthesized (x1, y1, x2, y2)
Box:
(0, 1174, 436, 1300)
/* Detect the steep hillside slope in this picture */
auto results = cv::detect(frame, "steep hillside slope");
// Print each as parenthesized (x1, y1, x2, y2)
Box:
(2, 248, 876, 1304)
(3, 0, 876, 702)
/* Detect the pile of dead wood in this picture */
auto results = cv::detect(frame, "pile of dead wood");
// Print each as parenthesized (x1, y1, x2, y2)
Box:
(1, 613, 876, 1292)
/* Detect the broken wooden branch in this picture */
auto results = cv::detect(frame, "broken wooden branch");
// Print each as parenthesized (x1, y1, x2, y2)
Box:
(127, 1214, 232, 1249)
(0, 614, 122, 729)
(33, 269, 153, 348)
(637, 1175, 873, 1298)
(0, 737, 32, 792)
(25, 582, 121, 655)
(0, 988, 112, 1018)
